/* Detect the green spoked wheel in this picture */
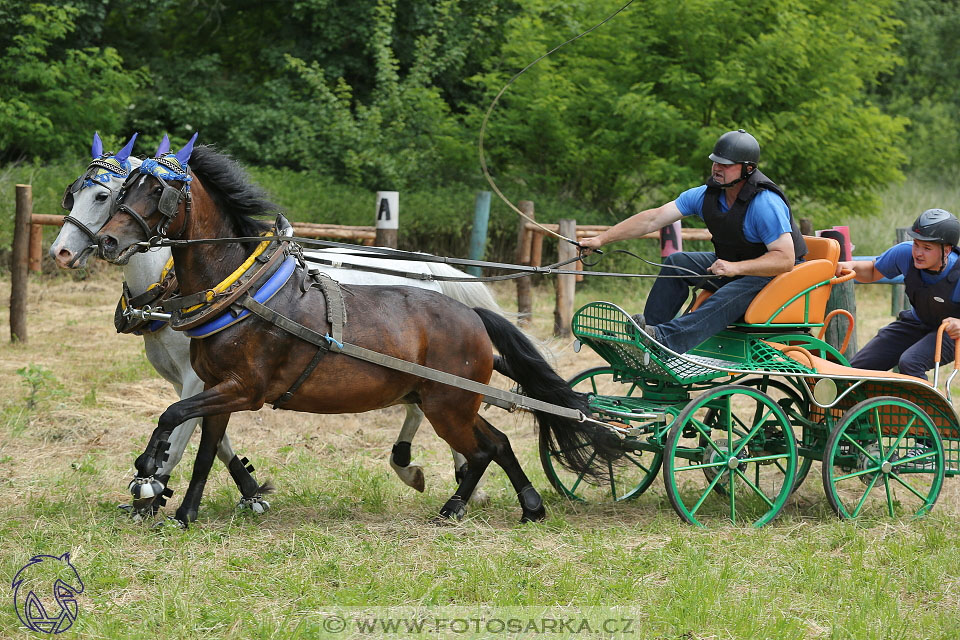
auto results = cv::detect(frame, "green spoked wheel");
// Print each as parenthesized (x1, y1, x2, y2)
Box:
(664, 384, 797, 527)
(732, 377, 813, 493)
(822, 397, 945, 520)
(539, 367, 663, 502)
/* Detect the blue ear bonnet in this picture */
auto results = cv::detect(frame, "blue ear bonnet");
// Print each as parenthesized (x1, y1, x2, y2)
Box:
(139, 155, 192, 185)
(81, 156, 133, 188)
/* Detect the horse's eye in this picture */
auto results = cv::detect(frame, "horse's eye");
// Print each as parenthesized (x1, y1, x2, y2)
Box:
(95, 192, 109, 202)
(152, 186, 163, 195)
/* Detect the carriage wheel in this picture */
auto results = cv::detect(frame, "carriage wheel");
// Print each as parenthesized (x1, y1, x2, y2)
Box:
(539, 367, 662, 502)
(822, 397, 944, 520)
(728, 377, 813, 493)
(664, 384, 797, 527)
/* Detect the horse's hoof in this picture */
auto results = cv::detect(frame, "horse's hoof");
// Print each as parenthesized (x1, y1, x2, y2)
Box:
(518, 484, 545, 523)
(237, 495, 271, 515)
(152, 516, 187, 531)
(468, 488, 490, 506)
(128, 476, 165, 500)
(520, 507, 547, 523)
(437, 496, 467, 522)
(118, 503, 155, 523)
(390, 461, 426, 493)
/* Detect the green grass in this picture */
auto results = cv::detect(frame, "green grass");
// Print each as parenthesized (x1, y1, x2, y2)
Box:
(2, 270, 960, 639)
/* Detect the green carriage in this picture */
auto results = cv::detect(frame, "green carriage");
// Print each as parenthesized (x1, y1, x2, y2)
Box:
(540, 238, 960, 527)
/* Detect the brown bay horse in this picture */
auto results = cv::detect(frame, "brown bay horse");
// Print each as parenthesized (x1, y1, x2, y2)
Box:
(96, 138, 618, 527)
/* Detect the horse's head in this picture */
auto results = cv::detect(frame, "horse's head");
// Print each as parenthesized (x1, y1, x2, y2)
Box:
(49, 132, 140, 269)
(98, 133, 198, 265)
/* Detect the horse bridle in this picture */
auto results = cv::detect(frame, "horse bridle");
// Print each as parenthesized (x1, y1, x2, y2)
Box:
(60, 163, 128, 246)
(113, 160, 192, 245)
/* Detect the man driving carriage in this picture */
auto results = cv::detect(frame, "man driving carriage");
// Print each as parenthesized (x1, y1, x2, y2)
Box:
(838, 208, 960, 379)
(580, 129, 807, 354)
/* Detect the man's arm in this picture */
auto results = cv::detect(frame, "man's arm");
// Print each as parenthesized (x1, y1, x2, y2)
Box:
(835, 259, 884, 282)
(708, 232, 796, 277)
(579, 201, 683, 251)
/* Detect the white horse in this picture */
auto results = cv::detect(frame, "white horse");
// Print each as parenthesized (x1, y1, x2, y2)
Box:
(50, 133, 500, 517)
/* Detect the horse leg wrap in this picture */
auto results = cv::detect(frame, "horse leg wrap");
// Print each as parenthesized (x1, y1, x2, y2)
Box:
(439, 495, 467, 520)
(128, 475, 166, 500)
(392, 442, 412, 468)
(237, 494, 271, 515)
(518, 484, 546, 523)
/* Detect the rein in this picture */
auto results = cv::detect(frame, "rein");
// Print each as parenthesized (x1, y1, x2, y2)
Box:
(134, 233, 713, 282)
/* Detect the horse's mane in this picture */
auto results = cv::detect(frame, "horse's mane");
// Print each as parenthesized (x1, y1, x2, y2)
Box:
(189, 145, 276, 236)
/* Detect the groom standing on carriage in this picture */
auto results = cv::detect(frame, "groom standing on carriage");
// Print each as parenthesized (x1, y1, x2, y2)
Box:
(579, 129, 807, 354)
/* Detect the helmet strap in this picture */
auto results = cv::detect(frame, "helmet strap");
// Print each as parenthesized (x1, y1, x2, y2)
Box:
(715, 164, 755, 189)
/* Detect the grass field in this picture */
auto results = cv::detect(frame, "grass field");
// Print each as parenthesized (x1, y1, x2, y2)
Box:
(2, 268, 960, 639)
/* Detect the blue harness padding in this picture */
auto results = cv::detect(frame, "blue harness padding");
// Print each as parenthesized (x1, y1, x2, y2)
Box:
(185, 255, 297, 338)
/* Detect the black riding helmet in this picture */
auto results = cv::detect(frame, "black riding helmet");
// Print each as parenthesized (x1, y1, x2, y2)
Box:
(906, 208, 960, 246)
(709, 129, 760, 166)
(709, 129, 760, 187)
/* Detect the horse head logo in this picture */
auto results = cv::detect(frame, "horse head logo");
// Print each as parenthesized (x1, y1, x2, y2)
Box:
(11, 552, 84, 634)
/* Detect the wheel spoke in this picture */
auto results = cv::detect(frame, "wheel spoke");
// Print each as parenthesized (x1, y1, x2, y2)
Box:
(568, 451, 597, 494)
(833, 467, 879, 483)
(733, 468, 775, 508)
(840, 432, 879, 463)
(883, 473, 895, 517)
(888, 470, 936, 502)
(690, 468, 725, 516)
(891, 450, 937, 468)
(851, 473, 881, 517)
(886, 415, 918, 460)
(623, 452, 651, 475)
(552, 440, 592, 457)
(607, 460, 618, 499)
(729, 468, 737, 525)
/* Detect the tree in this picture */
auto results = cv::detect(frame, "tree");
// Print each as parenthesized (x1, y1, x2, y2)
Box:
(0, 3, 141, 161)
(470, 0, 907, 222)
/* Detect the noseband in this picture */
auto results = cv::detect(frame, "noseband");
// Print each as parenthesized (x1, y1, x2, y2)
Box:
(113, 157, 193, 245)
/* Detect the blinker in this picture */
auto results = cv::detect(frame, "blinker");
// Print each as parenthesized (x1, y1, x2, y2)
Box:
(60, 175, 85, 211)
(158, 185, 181, 218)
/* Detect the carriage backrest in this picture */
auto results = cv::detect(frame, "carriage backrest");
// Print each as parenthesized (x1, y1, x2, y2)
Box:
(742, 236, 842, 325)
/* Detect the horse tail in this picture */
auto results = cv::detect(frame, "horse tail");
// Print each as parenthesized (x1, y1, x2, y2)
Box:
(473, 307, 620, 482)
(428, 263, 516, 317)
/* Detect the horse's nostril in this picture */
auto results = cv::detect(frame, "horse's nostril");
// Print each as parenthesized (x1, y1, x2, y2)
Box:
(99, 235, 118, 254)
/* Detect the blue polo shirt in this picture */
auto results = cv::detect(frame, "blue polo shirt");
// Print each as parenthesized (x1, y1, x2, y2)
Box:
(675, 185, 793, 246)
(874, 241, 960, 321)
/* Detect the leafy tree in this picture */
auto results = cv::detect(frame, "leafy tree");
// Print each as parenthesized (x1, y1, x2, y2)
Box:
(470, 0, 907, 222)
(871, 0, 960, 173)
(0, 3, 141, 161)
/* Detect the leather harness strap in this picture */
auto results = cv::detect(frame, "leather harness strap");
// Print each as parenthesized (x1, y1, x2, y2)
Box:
(272, 269, 347, 408)
(166, 240, 289, 331)
(239, 294, 583, 419)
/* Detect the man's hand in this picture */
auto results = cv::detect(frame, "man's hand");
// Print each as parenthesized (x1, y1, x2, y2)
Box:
(708, 259, 740, 277)
(579, 235, 603, 254)
(943, 317, 960, 340)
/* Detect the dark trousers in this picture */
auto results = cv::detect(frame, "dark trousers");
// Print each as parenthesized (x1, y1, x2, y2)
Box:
(849, 310, 957, 380)
(643, 251, 773, 354)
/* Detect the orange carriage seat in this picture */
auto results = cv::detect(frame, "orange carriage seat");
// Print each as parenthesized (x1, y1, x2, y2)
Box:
(687, 236, 852, 326)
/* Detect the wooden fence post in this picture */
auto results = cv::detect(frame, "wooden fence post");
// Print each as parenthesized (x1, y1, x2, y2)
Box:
(29, 221, 43, 272)
(554, 218, 577, 338)
(824, 282, 858, 358)
(10, 185, 32, 342)
(374, 191, 399, 248)
(515, 201, 534, 327)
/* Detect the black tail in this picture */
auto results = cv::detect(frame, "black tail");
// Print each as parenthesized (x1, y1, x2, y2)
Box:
(475, 307, 621, 482)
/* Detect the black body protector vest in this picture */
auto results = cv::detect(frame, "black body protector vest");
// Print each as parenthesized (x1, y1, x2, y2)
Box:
(701, 169, 807, 263)
(904, 252, 960, 327)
